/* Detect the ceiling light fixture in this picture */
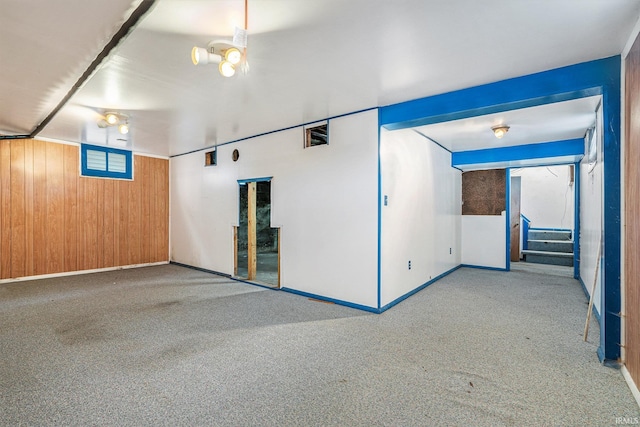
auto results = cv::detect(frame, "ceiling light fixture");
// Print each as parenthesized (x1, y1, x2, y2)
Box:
(492, 125, 510, 139)
(191, 40, 245, 77)
(98, 112, 129, 135)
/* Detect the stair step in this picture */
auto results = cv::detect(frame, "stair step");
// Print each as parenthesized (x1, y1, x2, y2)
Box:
(522, 249, 574, 267)
(521, 250, 573, 257)
(528, 229, 572, 241)
(527, 239, 574, 253)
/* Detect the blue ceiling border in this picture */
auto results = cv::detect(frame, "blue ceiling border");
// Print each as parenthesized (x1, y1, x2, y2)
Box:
(451, 139, 584, 167)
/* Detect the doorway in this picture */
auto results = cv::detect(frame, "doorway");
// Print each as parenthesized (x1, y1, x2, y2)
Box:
(510, 165, 576, 271)
(235, 179, 280, 287)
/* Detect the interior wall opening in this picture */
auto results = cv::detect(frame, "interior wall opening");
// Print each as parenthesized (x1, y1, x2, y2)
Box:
(510, 164, 576, 273)
(235, 179, 280, 287)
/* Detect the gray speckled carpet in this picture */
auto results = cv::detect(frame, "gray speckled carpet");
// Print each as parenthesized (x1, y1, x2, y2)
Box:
(1, 264, 638, 426)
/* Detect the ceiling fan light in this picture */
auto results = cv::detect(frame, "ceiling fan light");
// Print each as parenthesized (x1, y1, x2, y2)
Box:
(492, 125, 510, 139)
(219, 61, 235, 77)
(225, 47, 242, 65)
(105, 112, 119, 125)
(118, 123, 129, 134)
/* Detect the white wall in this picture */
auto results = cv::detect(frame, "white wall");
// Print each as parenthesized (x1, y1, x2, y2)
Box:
(461, 214, 507, 269)
(580, 104, 603, 315)
(512, 165, 575, 229)
(380, 128, 461, 307)
(170, 110, 379, 308)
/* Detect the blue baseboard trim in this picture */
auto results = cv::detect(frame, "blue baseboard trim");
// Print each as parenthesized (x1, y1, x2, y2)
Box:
(279, 288, 380, 313)
(379, 265, 462, 312)
(460, 264, 508, 272)
(170, 261, 277, 290)
(578, 276, 601, 324)
(170, 261, 231, 278)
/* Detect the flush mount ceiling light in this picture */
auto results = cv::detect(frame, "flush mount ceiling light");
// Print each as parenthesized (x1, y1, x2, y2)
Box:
(491, 125, 510, 139)
(98, 112, 129, 135)
(191, 40, 245, 77)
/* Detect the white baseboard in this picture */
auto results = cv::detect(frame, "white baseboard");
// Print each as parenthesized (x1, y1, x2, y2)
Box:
(0, 261, 169, 284)
(622, 365, 640, 409)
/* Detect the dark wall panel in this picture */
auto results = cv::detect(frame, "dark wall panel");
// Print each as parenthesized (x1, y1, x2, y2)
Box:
(462, 169, 506, 215)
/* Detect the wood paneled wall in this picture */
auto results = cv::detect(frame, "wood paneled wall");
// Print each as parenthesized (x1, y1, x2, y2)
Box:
(625, 33, 640, 387)
(0, 139, 168, 280)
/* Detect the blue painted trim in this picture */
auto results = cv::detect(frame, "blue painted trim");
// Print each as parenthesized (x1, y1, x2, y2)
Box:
(171, 261, 279, 290)
(506, 168, 511, 271)
(377, 121, 382, 310)
(460, 264, 508, 272)
(577, 276, 601, 323)
(379, 265, 461, 312)
(381, 87, 601, 130)
(521, 214, 531, 251)
(412, 130, 452, 154)
(80, 143, 133, 180)
(378, 57, 617, 129)
(460, 159, 586, 172)
(451, 139, 584, 167)
(237, 176, 273, 184)
(171, 107, 378, 158)
(452, 166, 463, 172)
(280, 287, 380, 313)
(170, 261, 231, 277)
(600, 64, 622, 362)
(573, 162, 581, 280)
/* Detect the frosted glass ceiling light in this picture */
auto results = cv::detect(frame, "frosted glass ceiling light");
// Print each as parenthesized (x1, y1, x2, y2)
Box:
(492, 125, 510, 139)
(118, 123, 129, 134)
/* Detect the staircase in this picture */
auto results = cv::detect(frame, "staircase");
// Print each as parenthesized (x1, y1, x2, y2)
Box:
(522, 229, 574, 267)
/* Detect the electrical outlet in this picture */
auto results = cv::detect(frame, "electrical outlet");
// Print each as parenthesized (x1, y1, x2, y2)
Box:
(384, 195, 388, 206)
(450, 247, 452, 254)
(408, 260, 411, 270)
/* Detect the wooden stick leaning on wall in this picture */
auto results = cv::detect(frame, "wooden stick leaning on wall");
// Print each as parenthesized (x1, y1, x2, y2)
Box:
(583, 239, 602, 341)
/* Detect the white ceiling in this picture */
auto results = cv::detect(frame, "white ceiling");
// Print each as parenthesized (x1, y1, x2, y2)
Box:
(413, 96, 601, 152)
(1, 0, 639, 157)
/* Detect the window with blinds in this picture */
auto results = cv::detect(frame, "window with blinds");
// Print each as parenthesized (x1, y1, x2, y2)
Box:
(81, 144, 132, 179)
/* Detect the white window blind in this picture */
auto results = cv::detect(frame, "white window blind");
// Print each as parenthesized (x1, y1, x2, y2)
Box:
(86, 150, 107, 171)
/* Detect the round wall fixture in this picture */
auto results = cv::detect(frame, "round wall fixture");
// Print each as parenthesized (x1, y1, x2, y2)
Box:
(232, 149, 239, 161)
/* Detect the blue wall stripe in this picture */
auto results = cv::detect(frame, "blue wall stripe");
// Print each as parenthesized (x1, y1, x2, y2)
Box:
(452, 139, 584, 167)
(171, 107, 378, 158)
